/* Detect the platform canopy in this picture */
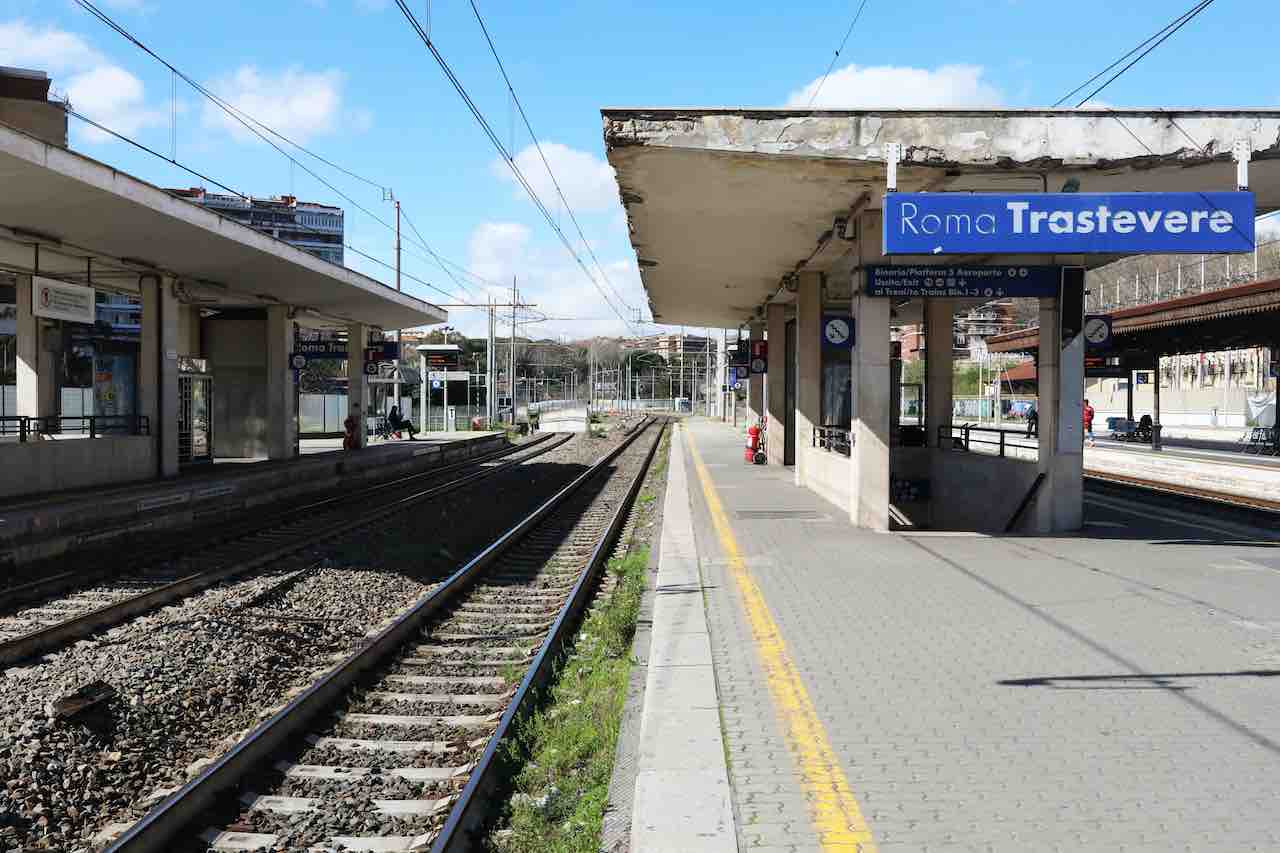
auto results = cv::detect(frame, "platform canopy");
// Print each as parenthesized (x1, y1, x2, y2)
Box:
(0, 122, 445, 330)
(602, 107, 1280, 327)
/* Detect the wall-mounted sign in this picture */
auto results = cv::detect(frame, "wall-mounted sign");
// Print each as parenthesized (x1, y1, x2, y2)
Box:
(867, 265, 1062, 298)
(822, 314, 854, 349)
(295, 339, 348, 358)
(883, 192, 1256, 255)
(365, 342, 399, 363)
(749, 357, 766, 375)
(1083, 315, 1113, 350)
(32, 276, 95, 324)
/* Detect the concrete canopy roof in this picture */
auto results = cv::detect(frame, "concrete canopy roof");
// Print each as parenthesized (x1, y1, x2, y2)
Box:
(0, 122, 445, 330)
(602, 107, 1280, 328)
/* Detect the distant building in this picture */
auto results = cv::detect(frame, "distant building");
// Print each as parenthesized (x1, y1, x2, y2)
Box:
(625, 331, 711, 359)
(0, 66, 67, 148)
(166, 188, 344, 265)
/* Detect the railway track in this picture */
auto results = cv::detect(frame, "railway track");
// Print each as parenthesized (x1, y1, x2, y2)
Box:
(101, 416, 665, 853)
(1084, 468, 1280, 516)
(0, 433, 572, 667)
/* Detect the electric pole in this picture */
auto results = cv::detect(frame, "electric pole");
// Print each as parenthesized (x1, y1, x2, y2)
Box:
(510, 278, 517, 424)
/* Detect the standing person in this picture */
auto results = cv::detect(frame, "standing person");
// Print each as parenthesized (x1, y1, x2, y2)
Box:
(1026, 402, 1038, 438)
(342, 411, 359, 451)
(1082, 398, 1096, 447)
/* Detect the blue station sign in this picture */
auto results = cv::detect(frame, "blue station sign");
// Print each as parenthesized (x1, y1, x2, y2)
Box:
(883, 192, 1255, 255)
(867, 265, 1061, 298)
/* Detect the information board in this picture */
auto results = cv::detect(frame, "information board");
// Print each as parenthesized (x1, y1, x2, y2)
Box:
(867, 265, 1062, 298)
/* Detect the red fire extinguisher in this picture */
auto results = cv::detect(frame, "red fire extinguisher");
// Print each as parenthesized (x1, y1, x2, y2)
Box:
(744, 424, 760, 463)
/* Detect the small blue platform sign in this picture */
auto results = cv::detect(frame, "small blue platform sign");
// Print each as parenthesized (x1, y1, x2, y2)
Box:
(883, 192, 1255, 255)
(822, 314, 854, 349)
(867, 265, 1061, 298)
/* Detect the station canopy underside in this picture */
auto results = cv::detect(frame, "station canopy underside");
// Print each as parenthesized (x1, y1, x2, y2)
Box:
(0, 122, 445, 331)
(602, 108, 1280, 328)
(988, 276, 1280, 357)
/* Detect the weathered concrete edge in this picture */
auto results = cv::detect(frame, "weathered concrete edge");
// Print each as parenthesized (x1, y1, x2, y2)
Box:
(598, 441, 666, 852)
(629, 425, 737, 852)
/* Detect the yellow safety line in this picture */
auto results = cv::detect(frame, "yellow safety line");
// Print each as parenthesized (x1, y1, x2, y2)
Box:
(685, 425, 876, 852)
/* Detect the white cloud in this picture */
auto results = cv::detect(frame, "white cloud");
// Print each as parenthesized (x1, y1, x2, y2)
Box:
(786, 63, 1002, 108)
(0, 20, 104, 73)
(202, 65, 352, 143)
(460, 221, 644, 339)
(66, 65, 166, 140)
(493, 141, 621, 215)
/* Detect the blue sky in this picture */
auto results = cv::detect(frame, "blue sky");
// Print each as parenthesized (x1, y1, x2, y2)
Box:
(2, 0, 1277, 338)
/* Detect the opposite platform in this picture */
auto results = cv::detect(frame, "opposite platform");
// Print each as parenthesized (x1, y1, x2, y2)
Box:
(0, 432, 505, 567)
(641, 417, 1280, 853)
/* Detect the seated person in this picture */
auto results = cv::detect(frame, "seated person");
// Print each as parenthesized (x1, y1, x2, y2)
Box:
(387, 405, 416, 438)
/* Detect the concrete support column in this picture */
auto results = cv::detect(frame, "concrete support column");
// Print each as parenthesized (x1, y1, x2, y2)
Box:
(716, 329, 727, 420)
(1031, 297, 1084, 532)
(1152, 355, 1163, 451)
(925, 298, 956, 445)
(139, 275, 181, 477)
(16, 275, 59, 420)
(747, 322, 764, 422)
(765, 303, 786, 467)
(264, 305, 297, 460)
(850, 286, 891, 530)
(794, 273, 821, 487)
(347, 322, 369, 449)
(15, 274, 42, 418)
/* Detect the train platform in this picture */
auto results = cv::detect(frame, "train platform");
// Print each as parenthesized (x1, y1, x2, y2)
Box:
(0, 431, 504, 567)
(632, 417, 1280, 852)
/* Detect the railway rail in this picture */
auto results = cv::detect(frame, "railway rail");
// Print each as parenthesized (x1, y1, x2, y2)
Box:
(1084, 468, 1280, 517)
(0, 433, 572, 667)
(102, 416, 665, 853)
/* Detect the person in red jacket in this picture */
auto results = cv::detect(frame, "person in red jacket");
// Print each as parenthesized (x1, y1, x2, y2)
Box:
(1082, 399, 1096, 447)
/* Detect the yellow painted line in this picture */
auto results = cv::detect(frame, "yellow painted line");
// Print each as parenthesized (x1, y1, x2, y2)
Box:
(685, 425, 876, 852)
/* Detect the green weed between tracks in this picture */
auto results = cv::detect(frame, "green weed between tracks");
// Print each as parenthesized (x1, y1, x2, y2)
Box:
(489, 546, 649, 853)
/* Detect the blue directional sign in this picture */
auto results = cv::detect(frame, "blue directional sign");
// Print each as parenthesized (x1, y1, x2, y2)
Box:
(867, 265, 1061, 298)
(822, 314, 854, 349)
(883, 192, 1255, 255)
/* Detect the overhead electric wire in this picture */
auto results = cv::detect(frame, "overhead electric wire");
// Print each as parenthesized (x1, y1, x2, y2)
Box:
(1055, 0, 1216, 108)
(467, 0, 634, 316)
(66, 108, 248, 200)
(342, 244, 472, 302)
(806, 0, 872, 107)
(398, 206, 489, 300)
(72, 0, 496, 305)
(391, 0, 636, 332)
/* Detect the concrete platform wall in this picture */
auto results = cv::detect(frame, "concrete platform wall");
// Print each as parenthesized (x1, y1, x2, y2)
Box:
(927, 448, 1041, 532)
(797, 443, 851, 511)
(0, 434, 507, 567)
(0, 437, 154, 501)
(203, 314, 269, 458)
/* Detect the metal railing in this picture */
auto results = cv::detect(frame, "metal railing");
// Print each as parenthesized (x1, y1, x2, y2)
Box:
(1, 415, 151, 442)
(938, 423, 1037, 459)
(813, 425, 851, 457)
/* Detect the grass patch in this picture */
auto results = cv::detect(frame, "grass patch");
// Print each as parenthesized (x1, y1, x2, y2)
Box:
(489, 548, 649, 853)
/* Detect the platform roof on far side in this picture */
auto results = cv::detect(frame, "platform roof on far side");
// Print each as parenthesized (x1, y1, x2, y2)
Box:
(601, 107, 1280, 328)
(0, 121, 445, 330)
